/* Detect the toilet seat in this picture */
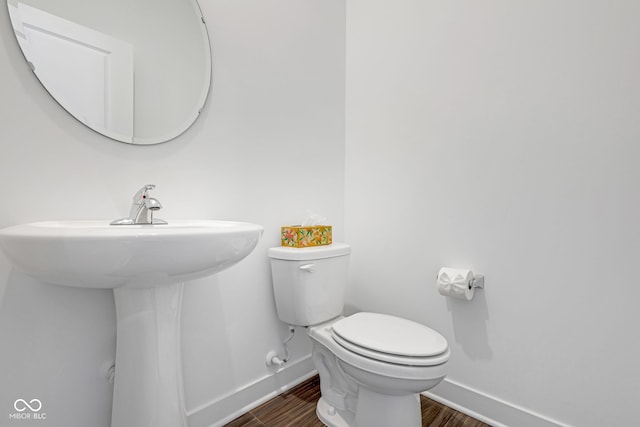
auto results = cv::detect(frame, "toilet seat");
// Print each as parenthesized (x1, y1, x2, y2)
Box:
(331, 313, 449, 367)
(310, 317, 449, 381)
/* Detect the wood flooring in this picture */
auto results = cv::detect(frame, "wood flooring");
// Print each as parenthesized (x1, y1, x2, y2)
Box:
(224, 375, 491, 427)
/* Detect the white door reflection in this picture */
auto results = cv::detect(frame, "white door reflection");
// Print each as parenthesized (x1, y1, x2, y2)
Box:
(9, 3, 134, 142)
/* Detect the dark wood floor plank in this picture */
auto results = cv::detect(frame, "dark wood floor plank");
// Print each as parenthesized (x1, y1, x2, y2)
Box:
(250, 376, 323, 427)
(225, 375, 491, 427)
(224, 412, 265, 427)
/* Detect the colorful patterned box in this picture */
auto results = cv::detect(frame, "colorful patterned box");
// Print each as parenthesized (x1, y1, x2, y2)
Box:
(281, 225, 332, 248)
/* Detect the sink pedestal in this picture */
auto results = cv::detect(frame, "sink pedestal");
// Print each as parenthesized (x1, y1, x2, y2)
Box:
(111, 283, 187, 427)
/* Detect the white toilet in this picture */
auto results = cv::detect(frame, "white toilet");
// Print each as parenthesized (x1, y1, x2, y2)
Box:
(268, 243, 449, 427)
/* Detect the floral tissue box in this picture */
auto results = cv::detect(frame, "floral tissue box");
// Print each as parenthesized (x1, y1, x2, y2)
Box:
(281, 225, 332, 248)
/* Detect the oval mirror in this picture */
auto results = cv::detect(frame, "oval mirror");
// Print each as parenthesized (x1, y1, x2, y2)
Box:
(7, 0, 211, 145)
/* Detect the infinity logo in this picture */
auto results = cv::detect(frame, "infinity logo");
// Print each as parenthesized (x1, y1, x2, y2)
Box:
(13, 399, 42, 412)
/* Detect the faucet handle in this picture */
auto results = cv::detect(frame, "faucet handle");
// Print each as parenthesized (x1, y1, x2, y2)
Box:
(111, 184, 167, 226)
(132, 184, 156, 203)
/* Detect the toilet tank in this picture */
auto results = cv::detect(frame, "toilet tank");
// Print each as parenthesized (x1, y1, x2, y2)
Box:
(268, 243, 350, 326)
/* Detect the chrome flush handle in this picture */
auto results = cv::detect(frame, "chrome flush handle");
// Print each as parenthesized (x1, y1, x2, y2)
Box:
(299, 264, 315, 273)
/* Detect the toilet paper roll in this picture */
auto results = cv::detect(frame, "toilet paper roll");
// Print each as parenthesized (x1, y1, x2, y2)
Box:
(437, 267, 475, 301)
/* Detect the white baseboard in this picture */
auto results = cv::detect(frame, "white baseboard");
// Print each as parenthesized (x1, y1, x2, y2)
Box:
(186, 355, 316, 427)
(423, 378, 571, 427)
(186, 358, 572, 427)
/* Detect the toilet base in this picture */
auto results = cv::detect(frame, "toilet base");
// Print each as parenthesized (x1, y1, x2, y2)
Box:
(354, 387, 421, 427)
(316, 397, 352, 427)
(316, 390, 421, 427)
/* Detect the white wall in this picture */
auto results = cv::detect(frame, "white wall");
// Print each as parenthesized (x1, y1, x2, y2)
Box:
(345, 1, 639, 426)
(0, 0, 345, 425)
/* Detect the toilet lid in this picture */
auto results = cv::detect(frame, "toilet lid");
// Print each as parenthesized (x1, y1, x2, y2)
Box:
(332, 312, 448, 362)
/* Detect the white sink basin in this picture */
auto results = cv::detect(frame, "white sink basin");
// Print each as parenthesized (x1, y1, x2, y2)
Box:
(0, 219, 264, 427)
(0, 220, 263, 288)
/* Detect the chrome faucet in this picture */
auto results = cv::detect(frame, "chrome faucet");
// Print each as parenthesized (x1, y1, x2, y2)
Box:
(110, 184, 168, 225)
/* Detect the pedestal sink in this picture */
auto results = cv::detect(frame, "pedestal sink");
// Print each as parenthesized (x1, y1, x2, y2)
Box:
(0, 220, 264, 427)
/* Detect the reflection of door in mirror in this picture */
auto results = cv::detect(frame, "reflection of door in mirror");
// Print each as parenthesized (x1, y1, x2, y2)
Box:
(9, 3, 134, 142)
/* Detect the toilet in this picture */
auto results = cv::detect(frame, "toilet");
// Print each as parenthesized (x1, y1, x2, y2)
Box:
(268, 243, 449, 427)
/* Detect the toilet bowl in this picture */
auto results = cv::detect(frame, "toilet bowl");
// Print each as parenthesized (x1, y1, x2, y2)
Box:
(269, 243, 449, 427)
(308, 314, 449, 427)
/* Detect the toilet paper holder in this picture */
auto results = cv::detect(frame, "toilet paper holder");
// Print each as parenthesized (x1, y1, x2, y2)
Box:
(437, 273, 485, 290)
(469, 274, 485, 290)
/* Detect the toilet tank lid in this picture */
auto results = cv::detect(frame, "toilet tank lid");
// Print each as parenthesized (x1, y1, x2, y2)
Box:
(268, 243, 351, 260)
